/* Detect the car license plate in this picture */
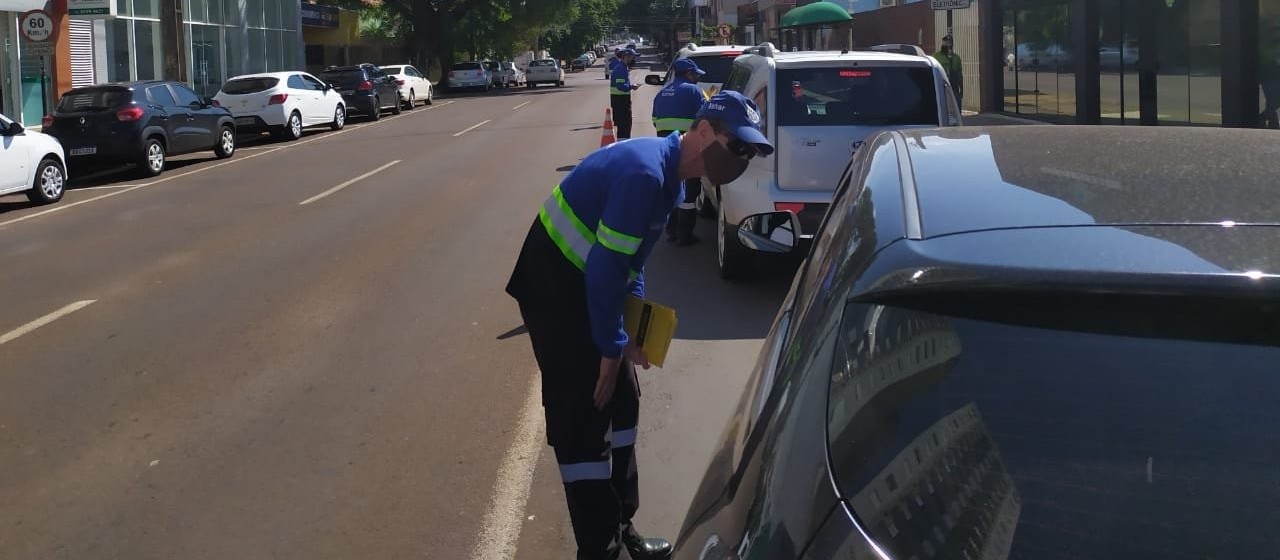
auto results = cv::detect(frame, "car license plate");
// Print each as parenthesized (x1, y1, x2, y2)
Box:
(69, 147, 96, 156)
(235, 117, 254, 125)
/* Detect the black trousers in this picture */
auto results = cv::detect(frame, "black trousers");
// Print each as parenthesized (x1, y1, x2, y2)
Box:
(611, 95, 633, 139)
(519, 300, 641, 560)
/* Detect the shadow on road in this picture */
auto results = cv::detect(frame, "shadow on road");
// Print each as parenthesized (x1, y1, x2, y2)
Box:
(643, 217, 798, 342)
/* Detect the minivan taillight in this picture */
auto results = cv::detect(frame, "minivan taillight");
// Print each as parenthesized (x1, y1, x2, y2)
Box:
(116, 106, 145, 122)
(269, 93, 288, 105)
(357, 81, 373, 92)
(42, 115, 53, 128)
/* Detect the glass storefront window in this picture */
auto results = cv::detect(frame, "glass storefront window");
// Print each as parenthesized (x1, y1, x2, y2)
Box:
(266, 30, 283, 71)
(225, 25, 244, 77)
(186, 0, 208, 23)
(134, 0, 159, 19)
(105, 17, 131, 82)
(265, 0, 281, 29)
(134, 19, 162, 80)
(280, 0, 297, 29)
(190, 24, 224, 98)
(282, 31, 298, 70)
(248, 28, 266, 73)
(246, 0, 265, 28)
(1005, 0, 1076, 123)
(115, 0, 131, 17)
(1257, 0, 1280, 128)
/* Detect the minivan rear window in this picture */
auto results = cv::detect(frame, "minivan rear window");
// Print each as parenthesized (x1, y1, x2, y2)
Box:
(826, 298, 1280, 559)
(452, 62, 482, 71)
(221, 77, 279, 95)
(57, 88, 132, 112)
(687, 54, 738, 84)
(777, 66, 938, 126)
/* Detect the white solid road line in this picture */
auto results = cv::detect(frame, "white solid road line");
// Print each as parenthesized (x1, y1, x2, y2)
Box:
(470, 375, 544, 560)
(0, 100, 457, 230)
(512, 101, 532, 110)
(453, 119, 491, 137)
(0, 300, 96, 347)
(298, 160, 402, 205)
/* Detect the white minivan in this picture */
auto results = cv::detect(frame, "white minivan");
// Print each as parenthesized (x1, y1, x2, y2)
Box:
(708, 43, 963, 279)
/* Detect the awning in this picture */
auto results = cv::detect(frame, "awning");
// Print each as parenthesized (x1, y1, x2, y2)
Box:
(780, 1, 852, 27)
(0, 0, 48, 12)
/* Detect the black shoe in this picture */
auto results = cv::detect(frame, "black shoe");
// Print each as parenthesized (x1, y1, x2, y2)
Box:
(621, 526, 672, 560)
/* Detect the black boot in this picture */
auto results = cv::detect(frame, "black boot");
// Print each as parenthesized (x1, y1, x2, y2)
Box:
(676, 208, 700, 246)
(620, 524, 672, 560)
(665, 212, 679, 242)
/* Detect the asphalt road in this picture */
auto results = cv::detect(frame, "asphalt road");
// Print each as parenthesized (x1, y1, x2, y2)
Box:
(0, 57, 793, 559)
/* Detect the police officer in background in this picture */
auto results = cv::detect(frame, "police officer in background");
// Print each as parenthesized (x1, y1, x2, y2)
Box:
(652, 58, 710, 246)
(506, 91, 774, 560)
(610, 49, 641, 139)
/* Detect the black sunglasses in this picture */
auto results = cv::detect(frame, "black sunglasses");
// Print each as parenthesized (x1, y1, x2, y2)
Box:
(725, 137, 759, 160)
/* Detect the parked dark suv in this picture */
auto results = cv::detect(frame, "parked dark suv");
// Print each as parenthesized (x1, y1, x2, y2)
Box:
(317, 64, 401, 121)
(44, 81, 235, 177)
(674, 126, 1280, 560)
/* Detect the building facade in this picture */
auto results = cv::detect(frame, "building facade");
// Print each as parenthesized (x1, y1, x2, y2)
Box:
(1, 0, 303, 127)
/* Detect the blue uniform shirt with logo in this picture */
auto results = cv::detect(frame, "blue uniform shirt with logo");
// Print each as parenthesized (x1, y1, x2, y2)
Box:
(610, 60, 634, 95)
(651, 76, 707, 132)
(551, 134, 683, 357)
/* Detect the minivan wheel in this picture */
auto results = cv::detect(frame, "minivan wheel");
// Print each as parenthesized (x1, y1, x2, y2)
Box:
(405, 90, 416, 109)
(138, 138, 166, 177)
(425, 88, 433, 105)
(26, 158, 65, 204)
(717, 203, 752, 280)
(275, 111, 303, 140)
(214, 126, 236, 158)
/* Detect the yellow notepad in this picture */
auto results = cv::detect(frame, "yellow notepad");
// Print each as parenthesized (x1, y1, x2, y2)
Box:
(623, 296, 678, 368)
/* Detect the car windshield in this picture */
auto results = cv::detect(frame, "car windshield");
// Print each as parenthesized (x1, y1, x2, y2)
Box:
(220, 77, 279, 95)
(688, 54, 738, 84)
(57, 88, 132, 112)
(318, 69, 366, 86)
(452, 62, 482, 71)
(529, 60, 556, 67)
(776, 66, 938, 126)
(826, 296, 1280, 559)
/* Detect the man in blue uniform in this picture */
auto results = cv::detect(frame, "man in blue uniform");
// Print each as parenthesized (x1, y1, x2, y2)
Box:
(652, 58, 710, 245)
(506, 91, 773, 560)
(610, 49, 641, 139)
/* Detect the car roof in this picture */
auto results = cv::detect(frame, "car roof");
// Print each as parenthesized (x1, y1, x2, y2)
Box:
(227, 72, 304, 80)
(320, 65, 370, 72)
(892, 126, 1280, 239)
(680, 45, 748, 57)
(774, 50, 934, 67)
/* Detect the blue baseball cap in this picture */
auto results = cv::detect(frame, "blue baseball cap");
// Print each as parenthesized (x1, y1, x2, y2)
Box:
(673, 58, 706, 75)
(696, 91, 774, 156)
(620, 48, 639, 57)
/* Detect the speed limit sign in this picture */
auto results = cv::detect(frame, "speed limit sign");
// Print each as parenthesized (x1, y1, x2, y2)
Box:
(20, 10, 54, 43)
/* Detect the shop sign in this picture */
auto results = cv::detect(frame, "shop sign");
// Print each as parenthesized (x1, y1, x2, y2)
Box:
(301, 4, 340, 29)
(68, 0, 116, 17)
(930, 0, 971, 9)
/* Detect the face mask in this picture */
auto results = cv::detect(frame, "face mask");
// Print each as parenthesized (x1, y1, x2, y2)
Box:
(702, 137, 751, 185)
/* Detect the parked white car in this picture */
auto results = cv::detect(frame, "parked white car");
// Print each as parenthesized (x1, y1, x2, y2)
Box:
(213, 71, 346, 141)
(450, 61, 491, 91)
(525, 59, 564, 88)
(380, 64, 434, 108)
(0, 112, 66, 205)
(707, 43, 963, 279)
(645, 43, 750, 97)
(492, 61, 524, 87)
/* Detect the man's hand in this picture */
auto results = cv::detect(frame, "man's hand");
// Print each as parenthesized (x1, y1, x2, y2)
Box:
(625, 343, 650, 370)
(594, 356, 621, 410)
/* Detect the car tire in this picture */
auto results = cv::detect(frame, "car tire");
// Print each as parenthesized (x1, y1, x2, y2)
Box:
(717, 202, 752, 280)
(405, 90, 416, 109)
(214, 125, 236, 159)
(138, 137, 166, 178)
(275, 111, 303, 140)
(26, 158, 65, 204)
(369, 98, 382, 121)
(425, 88, 433, 105)
(557, 80, 565, 87)
(391, 95, 403, 115)
(330, 104, 346, 130)
(696, 187, 716, 218)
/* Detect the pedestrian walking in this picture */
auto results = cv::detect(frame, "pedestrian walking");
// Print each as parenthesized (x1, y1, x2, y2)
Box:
(505, 91, 774, 560)
(652, 58, 711, 246)
(934, 35, 963, 104)
(610, 49, 641, 139)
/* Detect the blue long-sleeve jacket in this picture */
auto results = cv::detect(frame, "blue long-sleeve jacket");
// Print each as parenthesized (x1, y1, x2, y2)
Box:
(610, 60, 634, 95)
(652, 77, 707, 132)
(536, 134, 683, 357)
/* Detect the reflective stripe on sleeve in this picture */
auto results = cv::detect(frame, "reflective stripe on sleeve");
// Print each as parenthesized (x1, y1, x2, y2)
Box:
(597, 221, 642, 255)
(652, 117, 693, 132)
(559, 460, 612, 482)
(538, 185, 596, 270)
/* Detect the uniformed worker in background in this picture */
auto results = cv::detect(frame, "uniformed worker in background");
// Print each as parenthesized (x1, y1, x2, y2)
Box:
(609, 48, 641, 139)
(652, 58, 711, 246)
(505, 91, 774, 560)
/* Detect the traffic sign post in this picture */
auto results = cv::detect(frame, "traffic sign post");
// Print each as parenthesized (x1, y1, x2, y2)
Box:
(19, 10, 56, 117)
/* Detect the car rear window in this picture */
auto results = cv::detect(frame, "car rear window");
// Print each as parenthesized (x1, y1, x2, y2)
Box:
(529, 60, 556, 67)
(826, 296, 1280, 559)
(381, 66, 403, 74)
(318, 70, 365, 86)
(221, 77, 279, 95)
(777, 66, 938, 126)
(688, 53, 739, 84)
(57, 88, 133, 112)
(452, 62, 482, 71)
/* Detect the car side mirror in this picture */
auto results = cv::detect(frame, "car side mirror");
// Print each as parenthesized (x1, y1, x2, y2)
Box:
(3, 121, 23, 136)
(644, 75, 664, 86)
(736, 211, 801, 253)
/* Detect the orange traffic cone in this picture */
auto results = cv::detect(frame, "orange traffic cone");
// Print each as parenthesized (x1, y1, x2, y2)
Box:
(600, 108, 617, 146)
